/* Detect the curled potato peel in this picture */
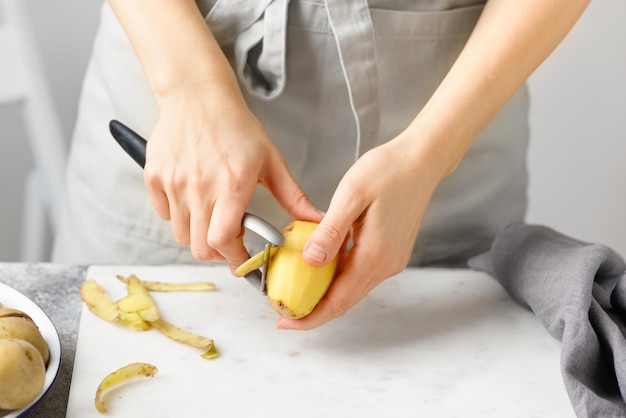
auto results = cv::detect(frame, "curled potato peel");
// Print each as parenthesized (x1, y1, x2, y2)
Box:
(94, 362, 158, 413)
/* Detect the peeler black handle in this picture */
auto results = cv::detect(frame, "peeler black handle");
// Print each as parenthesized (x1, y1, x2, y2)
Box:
(109, 120, 147, 169)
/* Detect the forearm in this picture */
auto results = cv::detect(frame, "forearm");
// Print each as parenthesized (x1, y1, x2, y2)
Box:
(106, 0, 239, 104)
(405, 0, 590, 177)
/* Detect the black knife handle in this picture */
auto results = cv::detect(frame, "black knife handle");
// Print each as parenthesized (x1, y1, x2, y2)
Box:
(109, 120, 147, 168)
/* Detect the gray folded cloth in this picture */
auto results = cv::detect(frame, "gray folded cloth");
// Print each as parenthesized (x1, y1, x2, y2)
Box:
(467, 223, 626, 418)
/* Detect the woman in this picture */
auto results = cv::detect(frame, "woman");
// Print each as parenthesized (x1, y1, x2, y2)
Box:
(53, 0, 589, 330)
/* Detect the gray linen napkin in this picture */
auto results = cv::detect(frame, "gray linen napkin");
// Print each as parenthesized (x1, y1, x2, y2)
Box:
(467, 222, 626, 418)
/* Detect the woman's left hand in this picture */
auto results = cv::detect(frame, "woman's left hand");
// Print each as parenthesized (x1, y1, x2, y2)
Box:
(276, 133, 447, 330)
(274, 0, 591, 330)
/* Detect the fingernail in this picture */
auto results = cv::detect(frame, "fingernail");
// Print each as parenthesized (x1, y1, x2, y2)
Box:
(304, 243, 327, 264)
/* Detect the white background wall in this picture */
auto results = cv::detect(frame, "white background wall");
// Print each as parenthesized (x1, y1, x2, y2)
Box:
(0, 0, 99, 260)
(0, 0, 624, 261)
(526, 1, 626, 256)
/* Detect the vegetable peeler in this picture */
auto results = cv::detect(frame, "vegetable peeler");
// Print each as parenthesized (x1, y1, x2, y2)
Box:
(108, 119, 283, 294)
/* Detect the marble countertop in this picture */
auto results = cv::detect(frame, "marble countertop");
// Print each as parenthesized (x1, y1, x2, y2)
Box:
(0, 263, 86, 417)
(0, 263, 575, 417)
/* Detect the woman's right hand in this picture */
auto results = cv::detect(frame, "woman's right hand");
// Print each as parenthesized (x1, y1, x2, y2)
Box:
(107, 0, 321, 270)
(144, 82, 321, 271)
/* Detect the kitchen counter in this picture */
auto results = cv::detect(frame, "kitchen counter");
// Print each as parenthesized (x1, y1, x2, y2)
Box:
(0, 263, 575, 417)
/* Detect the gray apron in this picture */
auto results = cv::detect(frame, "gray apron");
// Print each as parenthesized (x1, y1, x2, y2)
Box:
(53, 0, 529, 266)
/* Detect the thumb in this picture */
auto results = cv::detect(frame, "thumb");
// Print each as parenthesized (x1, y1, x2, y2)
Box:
(302, 206, 354, 268)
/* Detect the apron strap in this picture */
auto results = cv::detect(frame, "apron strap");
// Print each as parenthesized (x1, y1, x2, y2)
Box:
(207, 0, 381, 158)
(324, 0, 381, 159)
(207, 0, 289, 100)
(206, 0, 274, 42)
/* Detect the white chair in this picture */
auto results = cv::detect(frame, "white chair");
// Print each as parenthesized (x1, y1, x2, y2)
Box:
(0, 0, 66, 261)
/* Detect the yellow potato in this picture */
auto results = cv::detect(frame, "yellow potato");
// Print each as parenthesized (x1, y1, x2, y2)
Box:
(0, 307, 50, 365)
(235, 221, 338, 318)
(0, 338, 46, 410)
(94, 362, 158, 413)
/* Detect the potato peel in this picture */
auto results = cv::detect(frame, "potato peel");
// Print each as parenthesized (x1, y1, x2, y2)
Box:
(201, 344, 220, 360)
(95, 362, 158, 413)
(81, 274, 219, 360)
(116, 274, 216, 292)
(119, 311, 152, 332)
(234, 247, 278, 277)
(151, 319, 215, 351)
(80, 280, 122, 322)
(116, 293, 160, 323)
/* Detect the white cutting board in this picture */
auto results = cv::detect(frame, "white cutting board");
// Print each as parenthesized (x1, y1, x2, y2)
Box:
(66, 266, 574, 417)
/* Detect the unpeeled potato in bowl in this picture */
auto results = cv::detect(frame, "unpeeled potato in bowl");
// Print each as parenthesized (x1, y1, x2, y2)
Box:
(0, 307, 49, 364)
(0, 306, 49, 410)
(0, 338, 46, 410)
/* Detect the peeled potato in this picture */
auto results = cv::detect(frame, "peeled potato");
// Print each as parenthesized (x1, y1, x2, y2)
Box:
(0, 307, 50, 365)
(0, 338, 46, 410)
